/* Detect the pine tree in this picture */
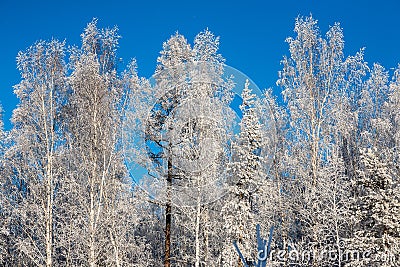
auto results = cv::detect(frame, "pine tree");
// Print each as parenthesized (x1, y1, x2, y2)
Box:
(150, 32, 193, 267)
(346, 148, 400, 267)
(124, 29, 233, 266)
(221, 80, 265, 266)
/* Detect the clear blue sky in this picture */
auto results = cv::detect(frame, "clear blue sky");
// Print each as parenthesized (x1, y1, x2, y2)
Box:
(1, 0, 400, 129)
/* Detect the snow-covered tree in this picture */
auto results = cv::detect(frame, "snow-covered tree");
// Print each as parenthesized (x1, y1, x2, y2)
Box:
(61, 19, 146, 266)
(221, 80, 265, 266)
(0, 105, 14, 266)
(382, 65, 400, 186)
(257, 88, 292, 257)
(124, 29, 233, 267)
(147, 32, 193, 267)
(277, 15, 347, 186)
(277, 16, 343, 255)
(7, 39, 67, 266)
(357, 64, 391, 151)
(388, 65, 400, 147)
(276, 16, 372, 266)
(346, 148, 400, 266)
(2, 14, 400, 267)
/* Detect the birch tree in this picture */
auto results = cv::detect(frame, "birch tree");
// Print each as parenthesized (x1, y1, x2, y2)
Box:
(276, 16, 363, 265)
(387, 64, 400, 178)
(0, 106, 14, 266)
(8, 39, 67, 266)
(357, 64, 391, 151)
(62, 19, 145, 266)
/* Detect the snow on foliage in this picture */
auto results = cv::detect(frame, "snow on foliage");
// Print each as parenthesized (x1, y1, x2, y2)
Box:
(0, 16, 398, 267)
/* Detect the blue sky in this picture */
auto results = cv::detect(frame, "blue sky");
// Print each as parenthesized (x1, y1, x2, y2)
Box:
(1, 0, 400, 129)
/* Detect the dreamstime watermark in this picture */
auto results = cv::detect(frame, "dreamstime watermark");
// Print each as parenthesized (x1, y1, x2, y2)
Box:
(233, 224, 399, 266)
(261, 246, 398, 265)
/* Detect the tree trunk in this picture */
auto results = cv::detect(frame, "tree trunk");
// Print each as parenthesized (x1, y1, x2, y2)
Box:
(45, 178, 53, 267)
(43, 85, 54, 267)
(195, 189, 201, 267)
(203, 207, 209, 266)
(164, 152, 172, 267)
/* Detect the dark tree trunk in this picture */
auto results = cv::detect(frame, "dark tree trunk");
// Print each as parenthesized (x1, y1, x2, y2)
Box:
(164, 152, 172, 267)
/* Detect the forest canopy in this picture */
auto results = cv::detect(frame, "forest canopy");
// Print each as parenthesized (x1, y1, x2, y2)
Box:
(0, 16, 399, 267)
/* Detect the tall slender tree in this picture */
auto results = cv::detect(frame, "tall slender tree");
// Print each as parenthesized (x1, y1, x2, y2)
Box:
(62, 19, 144, 266)
(276, 16, 369, 266)
(8, 39, 67, 266)
(221, 80, 265, 266)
